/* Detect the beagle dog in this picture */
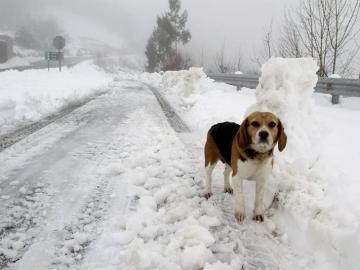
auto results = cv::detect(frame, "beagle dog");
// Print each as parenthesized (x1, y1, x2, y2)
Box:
(203, 112, 287, 222)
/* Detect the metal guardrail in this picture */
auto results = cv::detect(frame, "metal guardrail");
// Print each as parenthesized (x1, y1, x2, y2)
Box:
(207, 73, 360, 104)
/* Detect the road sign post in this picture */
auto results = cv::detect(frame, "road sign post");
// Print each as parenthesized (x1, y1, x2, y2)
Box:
(59, 50, 62, 72)
(44, 36, 66, 72)
(45, 51, 64, 71)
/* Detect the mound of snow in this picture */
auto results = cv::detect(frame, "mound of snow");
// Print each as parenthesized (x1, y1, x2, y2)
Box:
(0, 61, 113, 135)
(161, 67, 217, 97)
(0, 57, 31, 69)
(249, 57, 322, 164)
(157, 68, 239, 132)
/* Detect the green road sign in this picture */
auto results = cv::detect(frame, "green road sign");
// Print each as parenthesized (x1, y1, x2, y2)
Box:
(45, 51, 64, 72)
(45, 51, 64, 61)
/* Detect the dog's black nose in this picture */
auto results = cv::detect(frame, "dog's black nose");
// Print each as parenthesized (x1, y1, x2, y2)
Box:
(259, 131, 269, 140)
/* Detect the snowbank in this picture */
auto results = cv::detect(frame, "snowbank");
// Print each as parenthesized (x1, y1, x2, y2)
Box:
(161, 67, 217, 97)
(0, 61, 113, 135)
(249, 57, 321, 164)
(159, 68, 244, 133)
(154, 58, 360, 270)
(250, 58, 359, 270)
(0, 57, 31, 69)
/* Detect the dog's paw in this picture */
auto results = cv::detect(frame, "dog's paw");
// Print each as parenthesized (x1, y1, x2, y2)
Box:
(203, 192, 213, 199)
(234, 212, 246, 223)
(224, 187, 233, 194)
(252, 214, 264, 222)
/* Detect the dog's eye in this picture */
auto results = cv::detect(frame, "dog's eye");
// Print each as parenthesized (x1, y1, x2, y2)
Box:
(268, 121, 276, 128)
(251, 121, 260, 127)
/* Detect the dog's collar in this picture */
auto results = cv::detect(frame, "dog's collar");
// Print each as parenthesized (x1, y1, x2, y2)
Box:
(240, 148, 273, 161)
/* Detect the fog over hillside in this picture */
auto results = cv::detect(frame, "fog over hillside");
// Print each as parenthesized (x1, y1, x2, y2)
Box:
(0, 0, 359, 74)
(0, 0, 297, 66)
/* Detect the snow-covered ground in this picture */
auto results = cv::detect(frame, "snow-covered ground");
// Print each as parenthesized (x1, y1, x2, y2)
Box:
(0, 57, 359, 270)
(0, 46, 44, 70)
(142, 60, 360, 270)
(0, 61, 113, 135)
(0, 57, 32, 70)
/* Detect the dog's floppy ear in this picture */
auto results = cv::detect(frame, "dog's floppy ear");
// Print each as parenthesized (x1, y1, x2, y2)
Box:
(277, 120, 287, 152)
(237, 118, 250, 149)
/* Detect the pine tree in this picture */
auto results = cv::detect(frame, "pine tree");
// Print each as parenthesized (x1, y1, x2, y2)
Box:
(145, 0, 191, 72)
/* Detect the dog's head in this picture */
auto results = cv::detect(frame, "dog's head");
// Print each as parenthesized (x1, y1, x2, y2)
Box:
(237, 112, 287, 153)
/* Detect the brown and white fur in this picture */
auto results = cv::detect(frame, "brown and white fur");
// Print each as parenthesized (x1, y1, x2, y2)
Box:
(203, 112, 287, 222)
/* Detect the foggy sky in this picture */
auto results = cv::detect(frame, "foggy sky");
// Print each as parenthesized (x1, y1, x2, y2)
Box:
(111, 0, 297, 68)
(0, 0, 320, 70)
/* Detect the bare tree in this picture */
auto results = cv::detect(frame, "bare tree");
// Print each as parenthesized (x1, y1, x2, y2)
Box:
(198, 48, 206, 68)
(234, 49, 243, 72)
(281, 0, 360, 77)
(298, 0, 332, 76)
(214, 41, 231, 73)
(251, 20, 275, 68)
(264, 19, 274, 59)
(325, 0, 360, 74)
(278, 12, 303, 58)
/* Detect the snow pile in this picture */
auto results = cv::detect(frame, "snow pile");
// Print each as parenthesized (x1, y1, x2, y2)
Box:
(0, 61, 113, 135)
(115, 70, 163, 87)
(252, 59, 360, 270)
(161, 67, 217, 97)
(249, 57, 321, 164)
(241, 58, 360, 269)
(158, 68, 240, 132)
(0, 46, 42, 69)
(0, 57, 31, 69)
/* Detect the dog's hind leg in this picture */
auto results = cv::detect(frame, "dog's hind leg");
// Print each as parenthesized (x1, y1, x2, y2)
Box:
(223, 164, 233, 194)
(203, 133, 220, 199)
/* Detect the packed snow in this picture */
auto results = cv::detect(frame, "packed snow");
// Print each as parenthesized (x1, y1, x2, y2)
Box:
(0, 57, 359, 270)
(0, 61, 113, 135)
(0, 57, 31, 69)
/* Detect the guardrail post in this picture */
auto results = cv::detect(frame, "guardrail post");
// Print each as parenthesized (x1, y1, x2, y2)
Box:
(331, 94, 340, 104)
(236, 85, 241, 91)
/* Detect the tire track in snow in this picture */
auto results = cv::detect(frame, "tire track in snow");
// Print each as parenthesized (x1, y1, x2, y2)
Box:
(0, 183, 53, 268)
(145, 83, 190, 133)
(52, 178, 111, 267)
(0, 91, 108, 153)
(0, 97, 104, 268)
(50, 129, 130, 268)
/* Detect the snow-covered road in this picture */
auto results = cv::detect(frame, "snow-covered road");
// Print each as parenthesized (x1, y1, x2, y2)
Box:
(0, 80, 154, 269)
(0, 79, 315, 270)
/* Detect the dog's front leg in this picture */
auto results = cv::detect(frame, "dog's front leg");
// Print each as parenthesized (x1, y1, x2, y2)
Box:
(253, 176, 266, 222)
(232, 174, 245, 222)
(223, 164, 233, 194)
